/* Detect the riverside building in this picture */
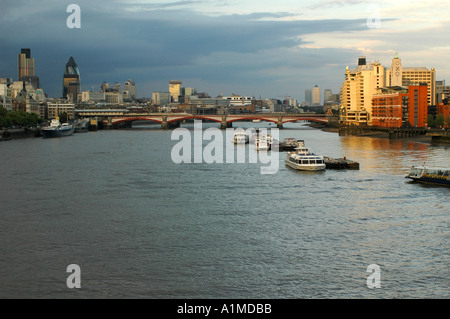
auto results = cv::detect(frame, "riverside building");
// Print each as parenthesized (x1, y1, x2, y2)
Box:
(339, 56, 386, 125)
(371, 85, 428, 128)
(385, 53, 436, 106)
(340, 54, 435, 126)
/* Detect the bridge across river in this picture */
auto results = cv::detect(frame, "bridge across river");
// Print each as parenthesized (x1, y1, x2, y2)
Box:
(75, 111, 329, 129)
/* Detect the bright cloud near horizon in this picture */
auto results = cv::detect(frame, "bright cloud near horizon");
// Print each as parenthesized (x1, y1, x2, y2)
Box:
(0, 0, 449, 102)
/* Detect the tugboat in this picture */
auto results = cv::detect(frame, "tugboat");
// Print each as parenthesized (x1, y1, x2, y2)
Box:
(42, 118, 74, 138)
(405, 166, 450, 186)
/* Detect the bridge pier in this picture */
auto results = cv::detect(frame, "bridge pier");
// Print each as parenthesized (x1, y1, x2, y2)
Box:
(221, 122, 232, 129)
(106, 117, 113, 129)
(277, 116, 283, 129)
(221, 116, 232, 129)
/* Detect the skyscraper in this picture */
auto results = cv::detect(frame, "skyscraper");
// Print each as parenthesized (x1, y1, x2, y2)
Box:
(63, 56, 81, 102)
(124, 80, 137, 100)
(169, 80, 182, 103)
(18, 48, 39, 89)
(304, 89, 312, 106)
(18, 49, 34, 80)
(324, 89, 332, 102)
(312, 85, 321, 106)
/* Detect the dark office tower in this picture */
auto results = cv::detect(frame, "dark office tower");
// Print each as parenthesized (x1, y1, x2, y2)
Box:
(18, 48, 39, 89)
(18, 48, 34, 79)
(62, 56, 81, 102)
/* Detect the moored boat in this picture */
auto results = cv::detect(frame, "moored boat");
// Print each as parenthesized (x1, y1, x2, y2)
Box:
(233, 129, 249, 144)
(285, 146, 325, 171)
(255, 134, 272, 151)
(42, 118, 74, 138)
(405, 166, 450, 186)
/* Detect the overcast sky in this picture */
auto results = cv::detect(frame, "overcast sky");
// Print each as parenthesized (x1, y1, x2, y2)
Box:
(0, 0, 449, 102)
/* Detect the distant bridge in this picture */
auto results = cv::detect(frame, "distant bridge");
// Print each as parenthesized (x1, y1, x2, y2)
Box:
(75, 110, 329, 129)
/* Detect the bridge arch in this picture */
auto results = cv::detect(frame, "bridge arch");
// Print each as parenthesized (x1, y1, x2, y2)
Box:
(167, 115, 223, 123)
(112, 117, 163, 124)
(282, 117, 328, 124)
(226, 116, 278, 124)
(193, 115, 223, 123)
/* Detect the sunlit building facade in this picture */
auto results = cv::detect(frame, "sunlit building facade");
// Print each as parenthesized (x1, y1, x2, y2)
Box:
(340, 57, 386, 125)
(371, 85, 428, 128)
(169, 80, 182, 103)
(385, 54, 436, 106)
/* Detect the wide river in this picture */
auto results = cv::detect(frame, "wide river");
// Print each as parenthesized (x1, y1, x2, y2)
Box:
(0, 122, 448, 298)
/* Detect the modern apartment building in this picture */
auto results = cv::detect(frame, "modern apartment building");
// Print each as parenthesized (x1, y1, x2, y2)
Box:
(339, 57, 386, 125)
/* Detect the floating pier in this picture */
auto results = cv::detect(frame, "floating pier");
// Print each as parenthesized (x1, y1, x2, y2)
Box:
(323, 156, 359, 170)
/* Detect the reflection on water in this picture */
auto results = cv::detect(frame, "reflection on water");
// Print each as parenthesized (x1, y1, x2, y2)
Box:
(340, 136, 449, 175)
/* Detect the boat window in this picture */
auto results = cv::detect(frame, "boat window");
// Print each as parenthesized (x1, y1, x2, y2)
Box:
(302, 160, 308, 165)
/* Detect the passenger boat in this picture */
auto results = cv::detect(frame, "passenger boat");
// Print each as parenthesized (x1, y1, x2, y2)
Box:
(405, 166, 450, 186)
(285, 146, 326, 171)
(42, 118, 74, 138)
(252, 128, 274, 150)
(233, 129, 249, 144)
(255, 134, 272, 151)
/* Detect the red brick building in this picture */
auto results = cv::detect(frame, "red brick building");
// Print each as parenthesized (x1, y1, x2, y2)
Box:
(436, 102, 449, 128)
(371, 85, 428, 128)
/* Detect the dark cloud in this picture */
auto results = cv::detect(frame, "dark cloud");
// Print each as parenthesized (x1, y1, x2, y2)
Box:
(0, 1, 366, 99)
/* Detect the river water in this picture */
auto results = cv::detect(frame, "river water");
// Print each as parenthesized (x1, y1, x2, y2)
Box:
(0, 122, 448, 298)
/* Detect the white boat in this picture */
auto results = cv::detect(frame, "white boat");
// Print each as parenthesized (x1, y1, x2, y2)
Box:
(253, 119, 261, 123)
(233, 129, 249, 144)
(285, 146, 325, 171)
(255, 134, 272, 151)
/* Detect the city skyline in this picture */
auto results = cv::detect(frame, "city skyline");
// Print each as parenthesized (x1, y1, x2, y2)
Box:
(0, 0, 449, 101)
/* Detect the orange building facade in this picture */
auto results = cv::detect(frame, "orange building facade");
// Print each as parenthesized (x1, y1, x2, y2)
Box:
(371, 85, 428, 128)
(437, 102, 449, 128)
(437, 102, 449, 118)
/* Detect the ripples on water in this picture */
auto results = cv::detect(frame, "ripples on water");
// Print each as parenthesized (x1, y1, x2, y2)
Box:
(0, 122, 448, 298)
